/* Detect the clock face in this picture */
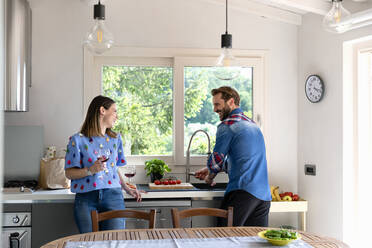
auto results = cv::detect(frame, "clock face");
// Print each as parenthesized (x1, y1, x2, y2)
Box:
(305, 75, 324, 103)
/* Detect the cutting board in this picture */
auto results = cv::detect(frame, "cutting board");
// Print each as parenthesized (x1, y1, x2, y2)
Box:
(148, 183, 194, 190)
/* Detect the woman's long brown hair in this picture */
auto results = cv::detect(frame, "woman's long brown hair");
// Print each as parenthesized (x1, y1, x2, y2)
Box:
(80, 95, 117, 138)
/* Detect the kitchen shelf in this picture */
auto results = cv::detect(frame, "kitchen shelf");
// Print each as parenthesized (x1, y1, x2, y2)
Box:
(270, 200, 308, 231)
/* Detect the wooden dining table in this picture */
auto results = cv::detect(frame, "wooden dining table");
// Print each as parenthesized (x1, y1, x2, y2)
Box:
(41, 226, 349, 248)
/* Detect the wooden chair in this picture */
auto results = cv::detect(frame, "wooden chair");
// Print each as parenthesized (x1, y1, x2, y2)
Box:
(171, 207, 233, 228)
(91, 209, 156, 232)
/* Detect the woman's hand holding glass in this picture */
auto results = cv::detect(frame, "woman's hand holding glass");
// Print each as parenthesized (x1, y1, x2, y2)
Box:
(96, 148, 110, 178)
(89, 158, 106, 175)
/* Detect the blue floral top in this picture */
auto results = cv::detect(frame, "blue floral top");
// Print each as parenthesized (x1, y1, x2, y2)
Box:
(64, 133, 126, 193)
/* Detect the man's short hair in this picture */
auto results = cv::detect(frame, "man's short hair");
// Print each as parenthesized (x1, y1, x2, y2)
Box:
(211, 86, 240, 106)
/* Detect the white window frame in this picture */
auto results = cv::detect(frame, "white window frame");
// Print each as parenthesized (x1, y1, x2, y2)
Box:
(343, 37, 372, 246)
(84, 47, 269, 166)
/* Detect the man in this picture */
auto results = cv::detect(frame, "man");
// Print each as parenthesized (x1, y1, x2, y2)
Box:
(195, 86, 271, 227)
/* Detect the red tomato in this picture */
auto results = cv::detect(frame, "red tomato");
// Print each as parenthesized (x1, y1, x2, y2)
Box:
(154, 180, 161, 185)
(176, 179, 181, 184)
(163, 180, 169, 185)
(171, 180, 176, 185)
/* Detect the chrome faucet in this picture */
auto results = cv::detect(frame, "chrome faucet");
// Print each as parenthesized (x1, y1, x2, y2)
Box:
(186, 130, 211, 183)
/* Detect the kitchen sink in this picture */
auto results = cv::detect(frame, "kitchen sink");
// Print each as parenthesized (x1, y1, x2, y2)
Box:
(136, 183, 227, 192)
(192, 183, 227, 191)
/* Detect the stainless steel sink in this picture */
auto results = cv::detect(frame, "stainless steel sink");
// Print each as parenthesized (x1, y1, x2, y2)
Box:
(136, 183, 227, 192)
(192, 183, 227, 191)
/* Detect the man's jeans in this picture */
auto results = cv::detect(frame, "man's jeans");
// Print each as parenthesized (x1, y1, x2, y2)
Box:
(74, 187, 125, 233)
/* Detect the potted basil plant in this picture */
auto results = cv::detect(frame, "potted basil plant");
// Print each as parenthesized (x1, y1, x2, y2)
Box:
(145, 159, 171, 183)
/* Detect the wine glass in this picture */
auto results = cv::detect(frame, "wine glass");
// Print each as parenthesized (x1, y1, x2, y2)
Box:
(123, 165, 136, 184)
(97, 148, 110, 178)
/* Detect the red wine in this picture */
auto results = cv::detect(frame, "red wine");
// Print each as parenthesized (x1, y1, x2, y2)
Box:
(125, 173, 136, 178)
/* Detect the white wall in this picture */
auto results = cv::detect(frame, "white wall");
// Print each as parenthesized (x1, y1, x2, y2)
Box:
(298, 1, 372, 241)
(4, 0, 298, 226)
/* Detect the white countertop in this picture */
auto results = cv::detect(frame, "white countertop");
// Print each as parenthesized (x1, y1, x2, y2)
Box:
(1, 188, 225, 203)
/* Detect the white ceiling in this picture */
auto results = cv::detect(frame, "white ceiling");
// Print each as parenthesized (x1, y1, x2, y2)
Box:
(203, 0, 371, 25)
(80, 0, 371, 26)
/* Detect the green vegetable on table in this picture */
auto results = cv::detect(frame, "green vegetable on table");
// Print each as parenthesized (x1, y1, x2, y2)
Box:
(264, 229, 298, 240)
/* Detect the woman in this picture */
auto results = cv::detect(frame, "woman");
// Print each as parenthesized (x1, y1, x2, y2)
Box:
(65, 95, 142, 233)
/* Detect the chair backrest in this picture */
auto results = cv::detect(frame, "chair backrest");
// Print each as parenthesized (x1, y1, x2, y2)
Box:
(171, 207, 233, 228)
(91, 209, 156, 232)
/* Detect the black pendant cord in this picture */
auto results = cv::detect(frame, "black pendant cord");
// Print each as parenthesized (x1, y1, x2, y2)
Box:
(225, 0, 228, 34)
(221, 0, 232, 49)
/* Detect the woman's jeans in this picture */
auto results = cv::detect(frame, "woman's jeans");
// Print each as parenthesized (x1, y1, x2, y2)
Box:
(74, 187, 125, 233)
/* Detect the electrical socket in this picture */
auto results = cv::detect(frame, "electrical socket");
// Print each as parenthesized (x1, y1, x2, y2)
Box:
(304, 164, 316, 176)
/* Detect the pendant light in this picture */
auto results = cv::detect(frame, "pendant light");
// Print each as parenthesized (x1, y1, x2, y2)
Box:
(214, 0, 240, 81)
(84, 0, 114, 54)
(322, 0, 351, 33)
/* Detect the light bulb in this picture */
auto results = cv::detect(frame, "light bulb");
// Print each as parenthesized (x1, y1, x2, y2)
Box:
(214, 48, 240, 80)
(84, 20, 114, 54)
(84, 1, 114, 54)
(322, 0, 351, 33)
(217, 47, 238, 67)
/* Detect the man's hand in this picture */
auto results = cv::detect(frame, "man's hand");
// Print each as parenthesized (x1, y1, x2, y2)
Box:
(194, 167, 209, 180)
(205, 173, 216, 186)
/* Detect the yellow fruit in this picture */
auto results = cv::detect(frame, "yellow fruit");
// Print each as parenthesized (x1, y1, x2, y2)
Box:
(282, 195, 292, 201)
(274, 188, 282, 201)
(270, 186, 277, 201)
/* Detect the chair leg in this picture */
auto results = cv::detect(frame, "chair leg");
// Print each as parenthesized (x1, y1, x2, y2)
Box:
(227, 206, 234, 227)
(171, 208, 181, 228)
(149, 209, 156, 229)
(91, 210, 99, 232)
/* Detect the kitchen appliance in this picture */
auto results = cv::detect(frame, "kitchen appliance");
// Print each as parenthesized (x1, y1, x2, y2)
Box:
(3, 180, 38, 193)
(2, 208, 32, 248)
(4, 0, 32, 112)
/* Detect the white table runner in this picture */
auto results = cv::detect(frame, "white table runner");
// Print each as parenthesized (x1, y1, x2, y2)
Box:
(65, 236, 313, 248)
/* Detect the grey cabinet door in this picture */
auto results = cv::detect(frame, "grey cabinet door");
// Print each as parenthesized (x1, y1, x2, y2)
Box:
(191, 199, 223, 228)
(32, 202, 79, 248)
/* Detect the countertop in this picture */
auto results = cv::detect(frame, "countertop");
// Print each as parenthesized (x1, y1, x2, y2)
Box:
(1, 187, 225, 203)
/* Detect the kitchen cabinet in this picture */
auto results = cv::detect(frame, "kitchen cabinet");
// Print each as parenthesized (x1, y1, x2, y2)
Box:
(32, 202, 79, 248)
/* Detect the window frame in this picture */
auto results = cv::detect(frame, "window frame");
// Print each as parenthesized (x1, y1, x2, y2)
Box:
(84, 47, 269, 166)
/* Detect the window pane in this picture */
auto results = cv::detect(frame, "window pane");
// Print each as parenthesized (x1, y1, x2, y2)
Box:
(102, 66, 173, 156)
(184, 67, 253, 156)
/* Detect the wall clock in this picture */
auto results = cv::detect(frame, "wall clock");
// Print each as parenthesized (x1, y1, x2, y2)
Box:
(305, 75, 324, 103)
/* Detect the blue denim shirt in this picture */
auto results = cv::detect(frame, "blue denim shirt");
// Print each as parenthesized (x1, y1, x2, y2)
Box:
(207, 108, 271, 201)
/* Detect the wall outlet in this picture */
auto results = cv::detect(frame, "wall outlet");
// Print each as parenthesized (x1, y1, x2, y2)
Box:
(304, 164, 316, 176)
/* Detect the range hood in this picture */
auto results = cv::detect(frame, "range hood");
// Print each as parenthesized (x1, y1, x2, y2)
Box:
(4, 0, 31, 112)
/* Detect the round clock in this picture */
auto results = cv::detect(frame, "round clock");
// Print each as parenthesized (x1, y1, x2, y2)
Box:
(305, 75, 324, 103)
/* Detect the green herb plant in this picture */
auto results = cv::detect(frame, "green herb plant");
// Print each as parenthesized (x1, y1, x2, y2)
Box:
(144, 159, 171, 176)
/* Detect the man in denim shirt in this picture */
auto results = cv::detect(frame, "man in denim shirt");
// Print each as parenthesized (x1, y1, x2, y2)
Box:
(195, 86, 271, 227)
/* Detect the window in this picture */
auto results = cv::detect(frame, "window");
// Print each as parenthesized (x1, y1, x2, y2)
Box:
(84, 48, 267, 165)
(102, 65, 173, 156)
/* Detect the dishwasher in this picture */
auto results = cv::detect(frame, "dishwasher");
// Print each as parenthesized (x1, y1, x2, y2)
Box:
(125, 199, 191, 228)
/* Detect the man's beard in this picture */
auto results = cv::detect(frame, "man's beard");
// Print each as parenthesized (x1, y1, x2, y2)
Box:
(218, 105, 231, 121)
